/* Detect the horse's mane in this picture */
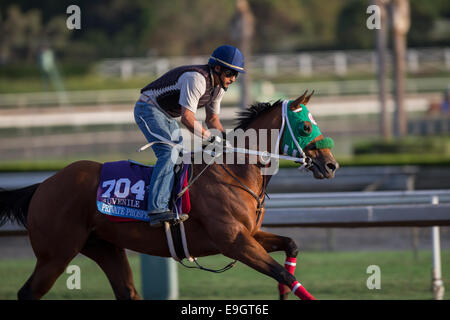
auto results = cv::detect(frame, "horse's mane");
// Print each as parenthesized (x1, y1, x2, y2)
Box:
(234, 100, 281, 130)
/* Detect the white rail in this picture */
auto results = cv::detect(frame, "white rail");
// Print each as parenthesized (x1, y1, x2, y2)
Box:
(0, 78, 444, 109)
(262, 190, 450, 228)
(266, 190, 450, 208)
(0, 93, 436, 129)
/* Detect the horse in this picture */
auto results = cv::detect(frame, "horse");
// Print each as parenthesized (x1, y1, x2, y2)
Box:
(0, 91, 338, 300)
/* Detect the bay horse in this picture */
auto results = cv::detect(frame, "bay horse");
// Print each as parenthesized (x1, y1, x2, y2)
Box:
(0, 91, 338, 300)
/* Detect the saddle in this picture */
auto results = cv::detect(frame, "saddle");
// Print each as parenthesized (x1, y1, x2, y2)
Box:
(96, 160, 191, 222)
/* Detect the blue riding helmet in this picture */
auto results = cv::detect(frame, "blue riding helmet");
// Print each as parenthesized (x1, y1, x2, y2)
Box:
(208, 45, 246, 74)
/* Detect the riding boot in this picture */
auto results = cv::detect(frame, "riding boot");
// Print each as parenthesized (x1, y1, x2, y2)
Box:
(148, 210, 189, 228)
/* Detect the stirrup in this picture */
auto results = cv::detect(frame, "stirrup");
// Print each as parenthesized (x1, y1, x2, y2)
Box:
(148, 211, 189, 228)
(170, 213, 189, 226)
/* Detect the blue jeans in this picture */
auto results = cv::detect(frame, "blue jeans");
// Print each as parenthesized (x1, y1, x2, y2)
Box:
(134, 101, 183, 213)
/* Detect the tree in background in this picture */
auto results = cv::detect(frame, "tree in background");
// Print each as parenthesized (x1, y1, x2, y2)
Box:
(336, 0, 374, 49)
(139, 0, 235, 56)
(0, 5, 68, 64)
(408, 0, 449, 47)
(1, 0, 449, 63)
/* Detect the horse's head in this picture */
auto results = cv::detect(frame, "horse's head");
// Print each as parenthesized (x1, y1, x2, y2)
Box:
(282, 91, 339, 179)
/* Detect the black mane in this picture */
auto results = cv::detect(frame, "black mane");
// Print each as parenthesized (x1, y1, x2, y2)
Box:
(235, 100, 281, 130)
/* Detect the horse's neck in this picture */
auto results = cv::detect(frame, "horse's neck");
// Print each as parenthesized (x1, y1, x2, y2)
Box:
(191, 106, 282, 195)
(246, 105, 283, 155)
(221, 105, 282, 191)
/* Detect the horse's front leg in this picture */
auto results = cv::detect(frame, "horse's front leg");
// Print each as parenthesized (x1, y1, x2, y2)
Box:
(212, 226, 314, 300)
(253, 230, 299, 300)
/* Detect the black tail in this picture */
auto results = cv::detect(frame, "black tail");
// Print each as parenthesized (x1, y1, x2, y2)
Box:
(0, 183, 40, 228)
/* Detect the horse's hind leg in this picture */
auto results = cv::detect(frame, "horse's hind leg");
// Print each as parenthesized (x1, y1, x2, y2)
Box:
(80, 236, 140, 300)
(253, 230, 299, 300)
(18, 256, 75, 300)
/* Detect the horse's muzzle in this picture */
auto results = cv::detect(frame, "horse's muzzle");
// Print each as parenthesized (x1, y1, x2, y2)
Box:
(309, 160, 339, 179)
(325, 161, 339, 178)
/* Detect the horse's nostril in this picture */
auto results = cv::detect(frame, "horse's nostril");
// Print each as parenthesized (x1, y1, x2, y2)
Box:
(326, 162, 337, 172)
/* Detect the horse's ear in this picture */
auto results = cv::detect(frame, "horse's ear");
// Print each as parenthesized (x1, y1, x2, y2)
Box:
(303, 90, 315, 105)
(290, 90, 308, 110)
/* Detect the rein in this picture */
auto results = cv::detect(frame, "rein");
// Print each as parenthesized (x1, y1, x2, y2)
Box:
(138, 100, 312, 168)
(174, 99, 312, 198)
(176, 99, 311, 221)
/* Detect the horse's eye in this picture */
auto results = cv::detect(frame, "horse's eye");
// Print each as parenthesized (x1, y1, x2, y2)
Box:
(300, 121, 312, 136)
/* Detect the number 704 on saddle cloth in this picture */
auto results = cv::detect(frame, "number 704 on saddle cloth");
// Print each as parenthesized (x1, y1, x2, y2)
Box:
(96, 160, 190, 222)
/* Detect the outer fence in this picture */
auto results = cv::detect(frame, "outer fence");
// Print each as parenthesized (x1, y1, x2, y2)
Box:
(97, 47, 450, 79)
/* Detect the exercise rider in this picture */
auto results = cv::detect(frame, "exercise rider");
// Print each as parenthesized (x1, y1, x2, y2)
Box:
(134, 45, 246, 227)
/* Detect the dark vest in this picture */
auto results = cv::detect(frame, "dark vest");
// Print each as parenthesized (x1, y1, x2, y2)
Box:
(140, 64, 214, 118)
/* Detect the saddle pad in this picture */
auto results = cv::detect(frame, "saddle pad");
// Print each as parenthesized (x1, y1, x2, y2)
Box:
(96, 160, 190, 222)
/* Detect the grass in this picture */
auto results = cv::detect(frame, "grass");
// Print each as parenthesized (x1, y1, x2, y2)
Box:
(0, 250, 448, 300)
(0, 153, 157, 172)
(0, 74, 151, 94)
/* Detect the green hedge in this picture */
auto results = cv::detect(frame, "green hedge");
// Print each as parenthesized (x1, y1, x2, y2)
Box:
(0, 62, 93, 78)
(353, 136, 450, 155)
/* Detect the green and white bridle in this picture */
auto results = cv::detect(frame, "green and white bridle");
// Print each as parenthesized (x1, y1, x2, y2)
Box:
(275, 99, 334, 169)
(221, 99, 334, 169)
(196, 99, 334, 169)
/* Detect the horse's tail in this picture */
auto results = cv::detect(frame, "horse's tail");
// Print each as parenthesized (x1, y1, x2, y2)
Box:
(0, 183, 40, 228)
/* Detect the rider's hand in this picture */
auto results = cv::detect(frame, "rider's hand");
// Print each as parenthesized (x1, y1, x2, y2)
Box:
(207, 134, 222, 144)
(205, 133, 232, 149)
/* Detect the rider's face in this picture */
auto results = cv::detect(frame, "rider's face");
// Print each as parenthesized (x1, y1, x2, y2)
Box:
(214, 66, 238, 89)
